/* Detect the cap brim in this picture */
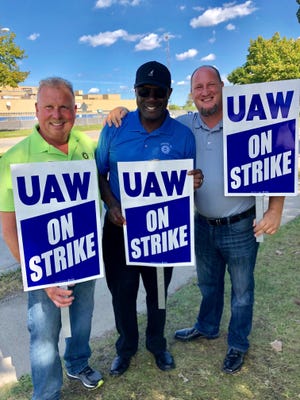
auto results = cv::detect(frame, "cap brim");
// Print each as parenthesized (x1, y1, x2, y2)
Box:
(134, 80, 169, 89)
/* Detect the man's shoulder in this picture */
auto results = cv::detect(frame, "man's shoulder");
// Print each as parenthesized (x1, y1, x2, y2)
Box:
(176, 111, 196, 122)
(170, 114, 194, 133)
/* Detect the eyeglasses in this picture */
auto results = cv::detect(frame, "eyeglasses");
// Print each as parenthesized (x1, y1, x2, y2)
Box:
(136, 86, 168, 99)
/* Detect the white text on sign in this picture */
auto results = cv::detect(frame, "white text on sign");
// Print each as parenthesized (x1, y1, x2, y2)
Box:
(230, 130, 292, 189)
(29, 212, 96, 282)
(130, 206, 188, 259)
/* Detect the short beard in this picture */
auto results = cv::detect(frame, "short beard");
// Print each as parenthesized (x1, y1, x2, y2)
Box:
(199, 104, 218, 117)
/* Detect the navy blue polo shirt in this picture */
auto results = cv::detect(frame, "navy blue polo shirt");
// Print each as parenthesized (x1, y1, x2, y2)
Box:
(96, 110, 196, 201)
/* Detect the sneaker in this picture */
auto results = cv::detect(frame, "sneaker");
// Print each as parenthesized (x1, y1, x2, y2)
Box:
(67, 366, 104, 389)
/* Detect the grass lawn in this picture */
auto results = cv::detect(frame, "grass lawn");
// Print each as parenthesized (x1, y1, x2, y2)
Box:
(0, 125, 102, 139)
(0, 216, 299, 399)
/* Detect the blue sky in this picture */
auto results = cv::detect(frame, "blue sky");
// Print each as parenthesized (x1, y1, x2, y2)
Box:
(1, 0, 299, 106)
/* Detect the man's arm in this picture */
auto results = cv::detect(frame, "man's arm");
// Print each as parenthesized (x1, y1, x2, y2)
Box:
(1, 211, 74, 307)
(253, 196, 285, 237)
(0, 211, 20, 262)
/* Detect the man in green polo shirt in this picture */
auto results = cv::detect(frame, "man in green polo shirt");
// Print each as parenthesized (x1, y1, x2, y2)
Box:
(0, 77, 103, 400)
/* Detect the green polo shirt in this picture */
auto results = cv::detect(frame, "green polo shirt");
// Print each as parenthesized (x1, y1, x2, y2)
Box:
(0, 124, 97, 212)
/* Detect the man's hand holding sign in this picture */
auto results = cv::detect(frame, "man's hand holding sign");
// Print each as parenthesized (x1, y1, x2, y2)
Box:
(45, 286, 74, 308)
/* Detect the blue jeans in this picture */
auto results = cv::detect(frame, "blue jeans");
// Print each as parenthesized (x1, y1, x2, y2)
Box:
(28, 280, 95, 400)
(194, 211, 259, 353)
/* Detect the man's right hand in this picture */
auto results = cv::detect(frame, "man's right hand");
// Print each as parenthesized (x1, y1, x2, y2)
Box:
(104, 107, 129, 127)
(45, 286, 74, 308)
(107, 205, 126, 227)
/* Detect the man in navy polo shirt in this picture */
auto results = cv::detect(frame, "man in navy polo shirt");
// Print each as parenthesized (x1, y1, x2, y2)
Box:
(95, 61, 201, 376)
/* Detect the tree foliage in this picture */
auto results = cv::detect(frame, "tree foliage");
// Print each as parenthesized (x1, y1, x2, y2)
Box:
(227, 32, 300, 84)
(0, 30, 29, 87)
(183, 93, 196, 110)
(297, 0, 300, 23)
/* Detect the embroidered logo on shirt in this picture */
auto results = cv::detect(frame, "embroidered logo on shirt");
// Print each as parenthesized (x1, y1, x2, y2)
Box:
(160, 143, 172, 154)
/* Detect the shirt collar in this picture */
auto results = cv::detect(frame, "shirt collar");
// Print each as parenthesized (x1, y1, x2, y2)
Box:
(31, 124, 76, 155)
(194, 113, 223, 133)
(127, 109, 173, 136)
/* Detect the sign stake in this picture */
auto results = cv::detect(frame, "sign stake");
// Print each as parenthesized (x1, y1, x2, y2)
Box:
(61, 285, 71, 338)
(156, 268, 166, 310)
(255, 196, 265, 243)
(61, 306, 71, 338)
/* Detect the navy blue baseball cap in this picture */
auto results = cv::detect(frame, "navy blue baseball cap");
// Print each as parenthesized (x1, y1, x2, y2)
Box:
(134, 61, 171, 89)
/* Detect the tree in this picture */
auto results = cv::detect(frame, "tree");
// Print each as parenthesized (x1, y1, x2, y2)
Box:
(227, 32, 300, 84)
(0, 29, 29, 87)
(297, 0, 300, 23)
(183, 93, 196, 110)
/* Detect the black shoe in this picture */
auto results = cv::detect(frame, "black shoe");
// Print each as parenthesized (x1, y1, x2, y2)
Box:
(66, 366, 104, 390)
(222, 349, 245, 374)
(154, 351, 175, 371)
(110, 355, 131, 376)
(175, 327, 218, 341)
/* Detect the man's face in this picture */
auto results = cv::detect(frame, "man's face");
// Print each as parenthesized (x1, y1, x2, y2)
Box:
(135, 85, 172, 122)
(191, 68, 224, 117)
(35, 85, 77, 144)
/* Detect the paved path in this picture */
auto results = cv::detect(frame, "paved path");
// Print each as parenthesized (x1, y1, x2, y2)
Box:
(0, 133, 299, 387)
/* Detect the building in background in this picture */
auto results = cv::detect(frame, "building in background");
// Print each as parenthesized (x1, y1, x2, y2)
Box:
(0, 85, 136, 130)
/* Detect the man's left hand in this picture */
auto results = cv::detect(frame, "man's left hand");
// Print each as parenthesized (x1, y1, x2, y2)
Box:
(188, 169, 204, 190)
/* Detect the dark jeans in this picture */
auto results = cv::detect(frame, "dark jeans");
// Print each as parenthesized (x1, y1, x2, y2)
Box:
(103, 216, 173, 358)
(194, 210, 259, 352)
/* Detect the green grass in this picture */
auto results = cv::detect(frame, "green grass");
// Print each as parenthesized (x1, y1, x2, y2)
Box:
(0, 216, 300, 399)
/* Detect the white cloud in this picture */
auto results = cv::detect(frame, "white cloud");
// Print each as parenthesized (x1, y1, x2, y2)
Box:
(80, 29, 170, 52)
(201, 53, 216, 61)
(95, 0, 141, 8)
(226, 23, 236, 30)
(179, 5, 186, 11)
(79, 29, 142, 47)
(135, 33, 161, 51)
(176, 48, 198, 61)
(95, 0, 113, 7)
(190, 1, 257, 28)
(177, 81, 187, 86)
(27, 33, 40, 41)
(209, 30, 216, 43)
(88, 88, 100, 93)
